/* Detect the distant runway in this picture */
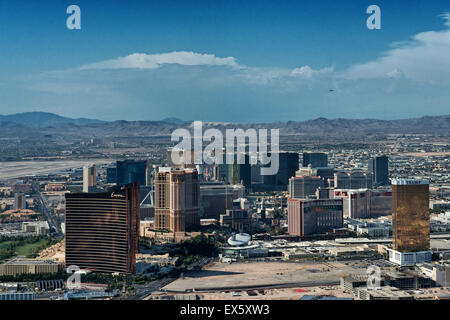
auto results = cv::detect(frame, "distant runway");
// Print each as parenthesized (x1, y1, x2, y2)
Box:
(0, 159, 114, 181)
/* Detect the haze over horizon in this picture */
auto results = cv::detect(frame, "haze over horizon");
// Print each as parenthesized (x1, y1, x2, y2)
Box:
(1, 1, 450, 122)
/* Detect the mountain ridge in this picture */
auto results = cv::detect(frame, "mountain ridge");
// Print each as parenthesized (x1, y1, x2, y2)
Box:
(0, 112, 448, 139)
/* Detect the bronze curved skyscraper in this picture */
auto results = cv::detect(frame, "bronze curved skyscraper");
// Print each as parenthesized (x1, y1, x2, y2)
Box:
(65, 183, 140, 274)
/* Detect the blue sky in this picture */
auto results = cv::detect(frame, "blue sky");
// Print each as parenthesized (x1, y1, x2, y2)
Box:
(0, 0, 449, 122)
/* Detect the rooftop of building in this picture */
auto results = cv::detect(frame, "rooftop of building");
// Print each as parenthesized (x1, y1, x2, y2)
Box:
(357, 286, 412, 298)
(2, 257, 59, 266)
(391, 178, 429, 185)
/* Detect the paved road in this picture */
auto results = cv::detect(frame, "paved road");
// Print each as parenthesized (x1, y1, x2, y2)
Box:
(32, 181, 63, 239)
(125, 278, 177, 300)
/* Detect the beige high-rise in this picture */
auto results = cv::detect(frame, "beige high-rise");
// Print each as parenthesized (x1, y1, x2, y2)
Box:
(154, 168, 200, 232)
(83, 165, 97, 193)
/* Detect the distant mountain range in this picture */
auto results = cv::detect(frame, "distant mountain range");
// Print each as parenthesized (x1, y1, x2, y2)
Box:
(0, 112, 105, 128)
(0, 112, 448, 139)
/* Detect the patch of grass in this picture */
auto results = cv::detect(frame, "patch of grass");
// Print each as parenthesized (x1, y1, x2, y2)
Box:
(15, 238, 49, 257)
(0, 241, 13, 249)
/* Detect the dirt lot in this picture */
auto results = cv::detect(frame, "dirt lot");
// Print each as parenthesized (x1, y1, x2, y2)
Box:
(163, 261, 363, 293)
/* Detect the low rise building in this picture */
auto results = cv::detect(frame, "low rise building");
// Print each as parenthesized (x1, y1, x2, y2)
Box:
(220, 209, 252, 233)
(0, 292, 35, 300)
(356, 286, 413, 300)
(287, 198, 343, 236)
(0, 257, 59, 277)
(22, 221, 49, 235)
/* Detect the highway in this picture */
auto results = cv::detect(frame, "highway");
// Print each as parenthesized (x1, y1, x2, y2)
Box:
(32, 181, 63, 239)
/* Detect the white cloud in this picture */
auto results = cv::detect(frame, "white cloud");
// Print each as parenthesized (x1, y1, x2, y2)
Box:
(343, 13, 450, 83)
(79, 51, 241, 70)
(441, 12, 450, 27)
(10, 13, 450, 121)
(291, 65, 334, 78)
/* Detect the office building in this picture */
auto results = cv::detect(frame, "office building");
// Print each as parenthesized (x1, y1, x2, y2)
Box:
(219, 209, 252, 233)
(263, 152, 299, 188)
(14, 193, 26, 210)
(369, 156, 389, 186)
(82, 165, 97, 193)
(106, 166, 117, 184)
(334, 189, 371, 219)
(0, 257, 59, 276)
(389, 179, 431, 266)
(333, 189, 392, 219)
(370, 190, 393, 217)
(316, 187, 333, 199)
(357, 286, 413, 301)
(288, 199, 343, 236)
(140, 204, 154, 220)
(228, 154, 251, 189)
(200, 183, 245, 220)
(65, 183, 140, 274)
(22, 221, 50, 235)
(302, 152, 328, 168)
(289, 176, 324, 199)
(154, 168, 200, 233)
(296, 166, 334, 187)
(334, 171, 373, 189)
(116, 160, 147, 186)
(214, 163, 229, 183)
(0, 292, 35, 301)
(11, 183, 31, 194)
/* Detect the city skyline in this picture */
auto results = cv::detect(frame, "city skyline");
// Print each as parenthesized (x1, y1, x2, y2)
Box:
(0, 0, 449, 305)
(0, 1, 449, 122)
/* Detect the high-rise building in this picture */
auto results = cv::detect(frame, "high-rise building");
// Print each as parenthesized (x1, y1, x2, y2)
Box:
(106, 166, 117, 184)
(302, 152, 328, 168)
(334, 189, 371, 219)
(296, 166, 334, 187)
(389, 179, 431, 266)
(369, 190, 393, 217)
(333, 189, 393, 219)
(334, 171, 373, 189)
(228, 154, 251, 189)
(14, 193, 26, 210)
(214, 163, 229, 183)
(154, 168, 200, 233)
(219, 209, 251, 233)
(288, 199, 343, 236)
(65, 183, 140, 274)
(116, 160, 147, 186)
(263, 152, 299, 188)
(200, 183, 243, 220)
(369, 156, 389, 186)
(288, 176, 324, 199)
(82, 165, 97, 193)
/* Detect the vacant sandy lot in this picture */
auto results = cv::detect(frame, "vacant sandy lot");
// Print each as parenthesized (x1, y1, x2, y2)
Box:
(163, 261, 363, 293)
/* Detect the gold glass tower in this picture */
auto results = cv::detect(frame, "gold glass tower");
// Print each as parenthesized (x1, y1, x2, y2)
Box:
(392, 179, 429, 252)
